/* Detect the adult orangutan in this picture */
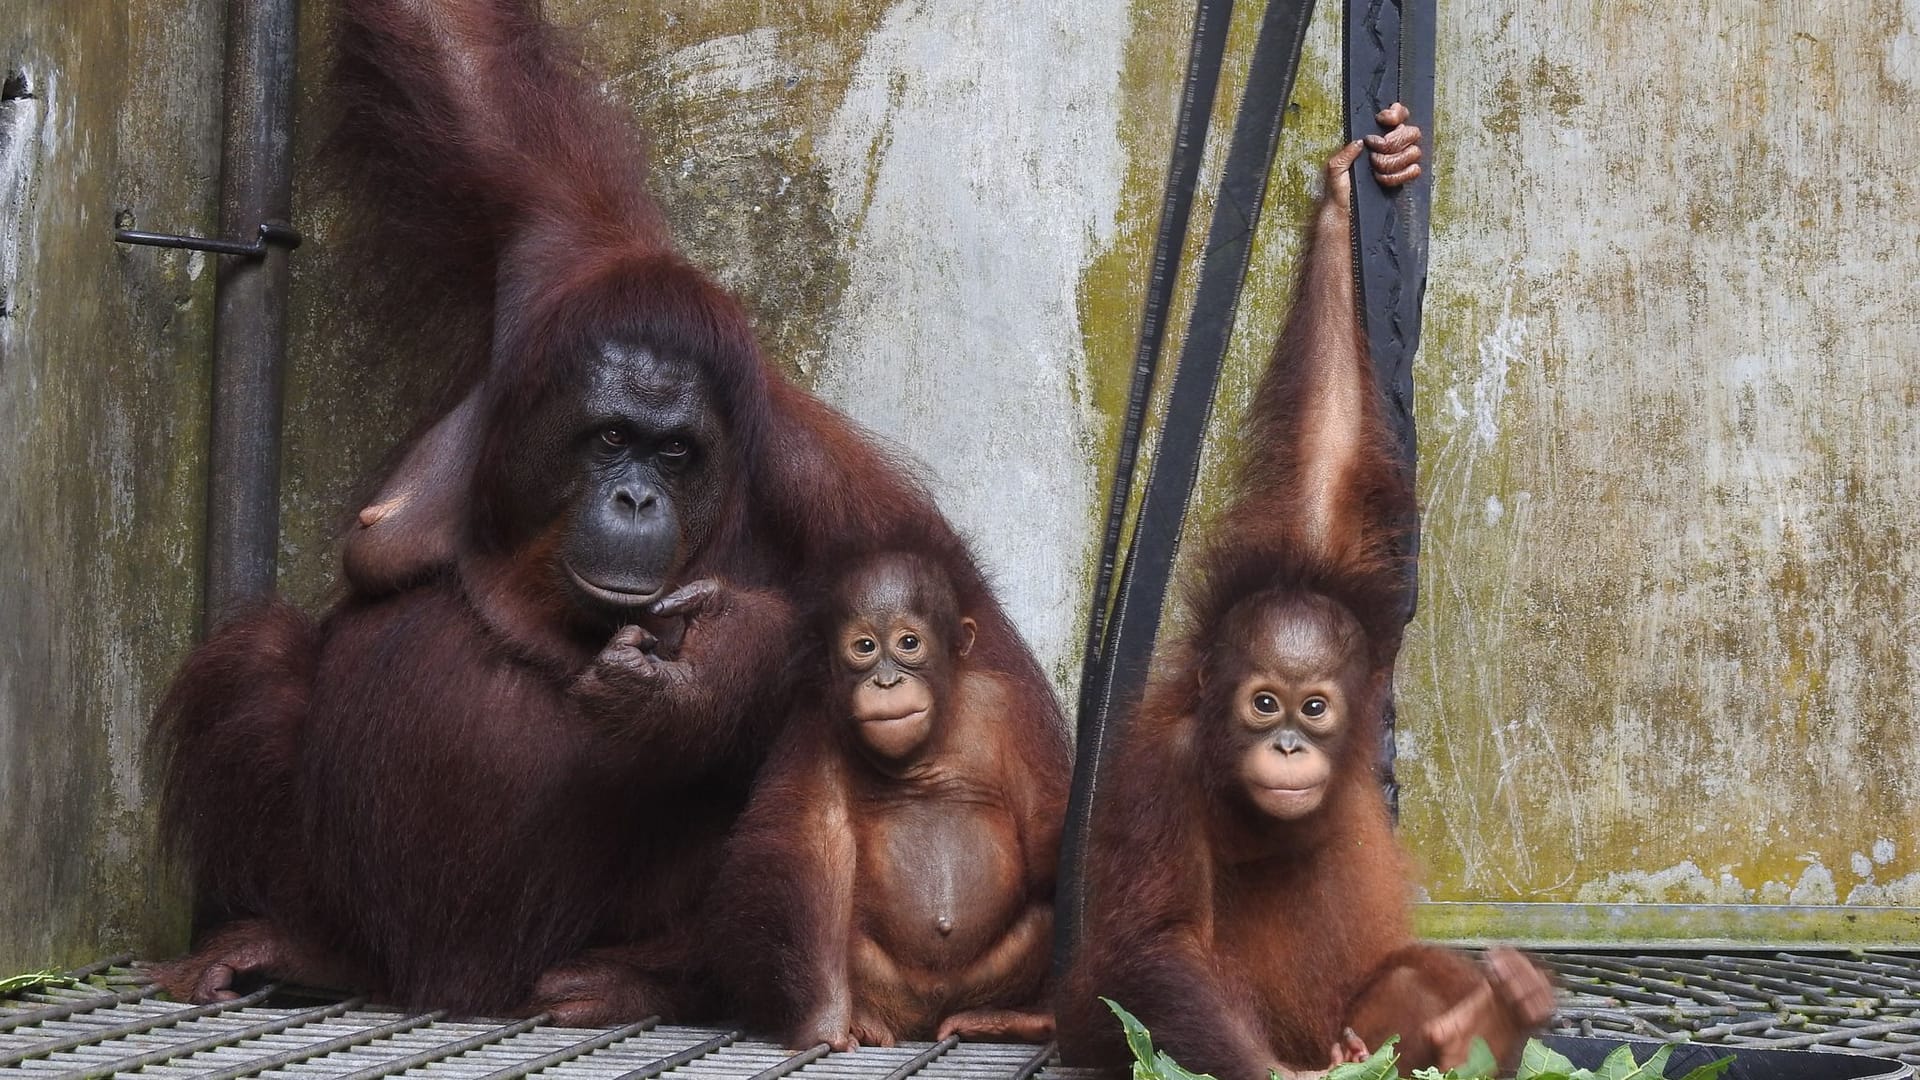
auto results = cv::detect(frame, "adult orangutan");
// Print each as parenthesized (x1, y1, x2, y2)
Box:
(1054, 109, 1555, 1078)
(149, 0, 1059, 1023)
(712, 552, 1067, 1049)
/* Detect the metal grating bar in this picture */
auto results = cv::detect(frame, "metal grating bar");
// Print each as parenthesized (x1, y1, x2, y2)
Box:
(994, 1040, 1056, 1080)
(44, 997, 366, 1080)
(0, 984, 280, 1067)
(0, 955, 156, 1035)
(746, 1042, 830, 1080)
(474, 1017, 660, 1080)
(326, 1015, 549, 1080)
(1537, 951, 1920, 1068)
(604, 1030, 742, 1080)
(960, 1037, 1067, 1076)
(1734, 1018, 1920, 1051)
(64, 956, 137, 981)
(0, 983, 157, 1034)
(875, 1037, 959, 1080)
(174, 1009, 446, 1080)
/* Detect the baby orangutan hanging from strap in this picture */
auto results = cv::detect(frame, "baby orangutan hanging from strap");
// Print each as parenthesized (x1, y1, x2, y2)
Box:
(1055, 0, 1434, 966)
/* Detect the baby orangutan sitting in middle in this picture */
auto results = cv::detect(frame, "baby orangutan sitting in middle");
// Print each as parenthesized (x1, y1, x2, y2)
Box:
(711, 551, 1070, 1048)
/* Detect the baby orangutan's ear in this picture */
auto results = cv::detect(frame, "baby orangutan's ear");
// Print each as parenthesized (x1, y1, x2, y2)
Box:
(958, 617, 977, 659)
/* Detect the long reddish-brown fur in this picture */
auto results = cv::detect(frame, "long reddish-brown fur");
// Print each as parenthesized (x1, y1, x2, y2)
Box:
(151, 0, 1059, 1020)
(708, 554, 1069, 1048)
(1056, 132, 1489, 1078)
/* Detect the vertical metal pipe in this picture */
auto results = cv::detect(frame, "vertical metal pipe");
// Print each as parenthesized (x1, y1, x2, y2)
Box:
(205, 0, 299, 630)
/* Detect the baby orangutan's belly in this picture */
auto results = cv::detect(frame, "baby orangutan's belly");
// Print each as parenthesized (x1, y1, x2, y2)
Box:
(851, 798, 1028, 1006)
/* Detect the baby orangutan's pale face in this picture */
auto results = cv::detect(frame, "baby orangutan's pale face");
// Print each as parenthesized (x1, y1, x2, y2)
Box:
(839, 611, 942, 761)
(1228, 599, 1364, 820)
(832, 557, 977, 765)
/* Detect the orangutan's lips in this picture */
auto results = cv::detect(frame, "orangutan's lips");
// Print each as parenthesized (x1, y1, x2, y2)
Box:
(861, 707, 929, 727)
(564, 564, 662, 609)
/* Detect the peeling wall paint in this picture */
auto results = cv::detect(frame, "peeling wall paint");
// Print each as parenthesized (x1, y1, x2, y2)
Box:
(0, 68, 44, 321)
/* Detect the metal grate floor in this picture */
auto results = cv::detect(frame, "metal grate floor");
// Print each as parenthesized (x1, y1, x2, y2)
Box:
(0, 960, 1054, 1080)
(1542, 951, 1920, 1063)
(7, 952, 1920, 1079)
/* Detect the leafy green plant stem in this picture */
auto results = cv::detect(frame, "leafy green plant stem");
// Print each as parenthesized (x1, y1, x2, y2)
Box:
(0, 968, 78, 999)
(1104, 998, 1735, 1080)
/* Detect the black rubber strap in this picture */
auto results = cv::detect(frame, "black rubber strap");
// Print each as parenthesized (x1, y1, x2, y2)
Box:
(1072, 0, 1234, 737)
(1345, 0, 1434, 818)
(1057, 0, 1319, 969)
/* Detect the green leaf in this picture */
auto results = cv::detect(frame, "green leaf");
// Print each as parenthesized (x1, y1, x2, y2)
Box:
(1596, 1044, 1640, 1080)
(1518, 1039, 1578, 1080)
(1326, 1035, 1400, 1080)
(1601, 1041, 1681, 1080)
(1675, 1057, 1736, 1080)
(1103, 1008, 1715, 1080)
(1153, 1049, 1211, 1080)
(1453, 1037, 1498, 1080)
(1632, 1044, 1676, 1080)
(1103, 1000, 1219, 1080)
(1105, 999, 1160, 1075)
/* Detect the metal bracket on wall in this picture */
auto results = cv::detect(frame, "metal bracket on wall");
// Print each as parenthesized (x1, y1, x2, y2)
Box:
(113, 221, 301, 258)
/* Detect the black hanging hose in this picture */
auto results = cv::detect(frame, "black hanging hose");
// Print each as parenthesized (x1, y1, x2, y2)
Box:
(1345, 0, 1435, 818)
(1056, 0, 1321, 970)
(1070, 0, 1234, 758)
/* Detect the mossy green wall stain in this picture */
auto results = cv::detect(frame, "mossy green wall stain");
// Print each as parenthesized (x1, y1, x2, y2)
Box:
(1070, 0, 1190, 634)
(1072, 0, 1349, 646)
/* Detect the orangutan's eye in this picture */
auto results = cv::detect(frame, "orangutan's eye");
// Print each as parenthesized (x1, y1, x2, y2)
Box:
(1301, 696, 1328, 718)
(600, 427, 628, 448)
(1253, 692, 1280, 715)
(853, 638, 876, 656)
(898, 633, 920, 652)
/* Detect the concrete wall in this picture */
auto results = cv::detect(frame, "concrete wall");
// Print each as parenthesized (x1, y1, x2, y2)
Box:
(1400, 0, 1920, 911)
(0, 2, 218, 971)
(4, 0, 1916, 970)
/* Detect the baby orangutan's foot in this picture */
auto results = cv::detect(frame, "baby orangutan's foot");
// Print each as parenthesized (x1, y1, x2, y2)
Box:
(1331, 1027, 1371, 1065)
(525, 951, 680, 1027)
(936, 1007, 1055, 1042)
(849, 1015, 897, 1048)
